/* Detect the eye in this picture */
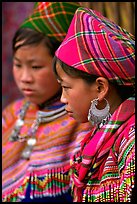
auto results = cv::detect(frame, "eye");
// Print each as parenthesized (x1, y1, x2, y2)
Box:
(32, 66, 44, 69)
(62, 86, 70, 90)
(14, 63, 22, 68)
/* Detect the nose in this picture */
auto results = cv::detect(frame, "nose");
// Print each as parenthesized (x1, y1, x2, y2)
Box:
(60, 91, 68, 104)
(21, 68, 33, 83)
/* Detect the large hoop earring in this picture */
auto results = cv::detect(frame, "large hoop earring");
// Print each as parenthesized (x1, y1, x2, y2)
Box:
(88, 98, 111, 126)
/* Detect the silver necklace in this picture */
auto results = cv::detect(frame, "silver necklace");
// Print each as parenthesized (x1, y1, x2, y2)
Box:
(9, 101, 66, 160)
(9, 101, 30, 142)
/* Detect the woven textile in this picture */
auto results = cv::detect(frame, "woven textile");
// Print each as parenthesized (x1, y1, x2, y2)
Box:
(2, 98, 90, 202)
(70, 97, 135, 202)
(55, 7, 135, 87)
(20, 2, 80, 42)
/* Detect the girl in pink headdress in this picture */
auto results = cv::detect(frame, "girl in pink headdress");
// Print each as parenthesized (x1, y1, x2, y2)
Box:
(53, 7, 135, 202)
(2, 2, 91, 202)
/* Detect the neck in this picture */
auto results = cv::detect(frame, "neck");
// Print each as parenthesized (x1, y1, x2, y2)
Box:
(38, 90, 62, 110)
(107, 86, 123, 115)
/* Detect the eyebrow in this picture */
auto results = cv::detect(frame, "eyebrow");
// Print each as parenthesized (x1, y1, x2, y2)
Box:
(56, 75, 63, 82)
(57, 78, 63, 84)
(13, 56, 38, 63)
(58, 79, 71, 87)
(13, 57, 20, 61)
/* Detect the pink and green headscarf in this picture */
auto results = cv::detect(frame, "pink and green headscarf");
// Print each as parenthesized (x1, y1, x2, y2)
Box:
(55, 7, 135, 88)
(20, 2, 80, 42)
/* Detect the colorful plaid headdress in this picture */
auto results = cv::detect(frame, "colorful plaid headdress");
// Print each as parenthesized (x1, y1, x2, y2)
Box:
(55, 7, 135, 87)
(20, 2, 80, 42)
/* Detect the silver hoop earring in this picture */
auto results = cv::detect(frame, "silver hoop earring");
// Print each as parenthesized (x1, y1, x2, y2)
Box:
(88, 98, 111, 126)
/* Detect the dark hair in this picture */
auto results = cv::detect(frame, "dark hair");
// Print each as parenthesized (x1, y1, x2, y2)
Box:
(53, 55, 134, 101)
(112, 84, 135, 101)
(53, 55, 98, 85)
(12, 27, 61, 57)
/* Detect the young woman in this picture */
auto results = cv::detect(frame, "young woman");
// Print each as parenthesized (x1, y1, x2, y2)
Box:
(53, 7, 135, 202)
(2, 2, 91, 202)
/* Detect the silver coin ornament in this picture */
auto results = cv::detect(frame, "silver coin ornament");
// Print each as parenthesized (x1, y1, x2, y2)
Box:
(27, 138, 37, 146)
(16, 119, 24, 127)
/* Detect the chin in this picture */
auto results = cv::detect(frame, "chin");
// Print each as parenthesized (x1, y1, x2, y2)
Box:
(24, 97, 41, 105)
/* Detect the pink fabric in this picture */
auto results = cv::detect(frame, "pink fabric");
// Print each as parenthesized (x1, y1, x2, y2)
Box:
(55, 7, 135, 87)
(70, 97, 135, 202)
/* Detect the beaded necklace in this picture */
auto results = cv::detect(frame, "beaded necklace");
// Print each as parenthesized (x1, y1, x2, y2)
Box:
(9, 98, 66, 160)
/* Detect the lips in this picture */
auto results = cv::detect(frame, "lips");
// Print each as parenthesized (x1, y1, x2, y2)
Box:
(22, 88, 35, 96)
(66, 109, 73, 117)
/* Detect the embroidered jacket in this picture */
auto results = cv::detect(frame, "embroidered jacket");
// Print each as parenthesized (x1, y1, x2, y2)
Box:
(70, 97, 135, 202)
(2, 98, 90, 202)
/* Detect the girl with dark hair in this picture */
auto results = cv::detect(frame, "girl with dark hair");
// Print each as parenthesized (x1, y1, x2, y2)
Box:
(53, 7, 135, 202)
(2, 2, 91, 202)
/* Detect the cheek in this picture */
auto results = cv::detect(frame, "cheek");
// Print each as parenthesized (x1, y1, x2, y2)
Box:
(37, 71, 60, 92)
(12, 67, 16, 77)
(67, 91, 83, 109)
(73, 97, 90, 114)
(12, 68, 20, 82)
(38, 71, 58, 85)
(69, 89, 92, 120)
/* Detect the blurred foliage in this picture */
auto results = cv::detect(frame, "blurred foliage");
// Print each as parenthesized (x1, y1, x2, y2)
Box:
(80, 2, 135, 35)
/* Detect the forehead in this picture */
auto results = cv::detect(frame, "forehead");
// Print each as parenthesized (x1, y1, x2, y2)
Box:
(56, 62, 84, 86)
(14, 40, 50, 54)
(13, 43, 52, 61)
(56, 62, 82, 87)
(56, 62, 69, 82)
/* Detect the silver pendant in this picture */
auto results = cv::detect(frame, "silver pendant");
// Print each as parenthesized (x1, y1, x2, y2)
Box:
(27, 138, 37, 146)
(9, 132, 19, 141)
(21, 150, 31, 159)
(21, 147, 32, 159)
(16, 119, 24, 127)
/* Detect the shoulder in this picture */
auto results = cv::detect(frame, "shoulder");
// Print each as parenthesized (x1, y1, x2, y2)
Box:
(2, 98, 25, 115)
(2, 98, 26, 128)
(115, 114, 135, 146)
(116, 116, 135, 172)
(113, 114, 135, 164)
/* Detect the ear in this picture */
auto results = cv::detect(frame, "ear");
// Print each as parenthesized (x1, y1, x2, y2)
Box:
(96, 77, 109, 101)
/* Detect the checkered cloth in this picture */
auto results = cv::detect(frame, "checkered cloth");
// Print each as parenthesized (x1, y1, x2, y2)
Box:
(55, 7, 135, 87)
(21, 2, 80, 42)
